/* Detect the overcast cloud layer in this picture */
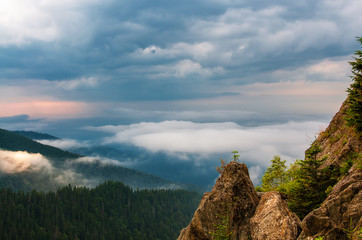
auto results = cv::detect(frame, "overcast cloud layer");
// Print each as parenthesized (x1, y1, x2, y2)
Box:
(0, 0, 361, 185)
(1, 0, 360, 120)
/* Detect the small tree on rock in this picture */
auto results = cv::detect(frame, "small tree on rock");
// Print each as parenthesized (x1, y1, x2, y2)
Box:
(259, 155, 287, 192)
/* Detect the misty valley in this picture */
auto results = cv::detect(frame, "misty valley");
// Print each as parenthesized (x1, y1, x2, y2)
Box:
(0, 128, 202, 239)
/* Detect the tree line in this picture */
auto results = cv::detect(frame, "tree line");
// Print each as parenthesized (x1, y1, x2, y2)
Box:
(0, 181, 201, 240)
(255, 144, 339, 219)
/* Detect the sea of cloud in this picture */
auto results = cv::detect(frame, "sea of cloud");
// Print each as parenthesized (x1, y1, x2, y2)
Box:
(0, 118, 329, 187)
(88, 120, 326, 166)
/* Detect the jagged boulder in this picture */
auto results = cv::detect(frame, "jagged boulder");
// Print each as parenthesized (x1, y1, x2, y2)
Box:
(177, 161, 260, 240)
(250, 191, 302, 240)
(298, 166, 362, 240)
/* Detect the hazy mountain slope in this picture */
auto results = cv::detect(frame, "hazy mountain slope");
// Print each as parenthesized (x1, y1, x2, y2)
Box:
(69, 145, 129, 159)
(70, 161, 205, 192)
(0, 128, 80, 162)
(0, 128, 204, 192)
(12, 130, 59, 140)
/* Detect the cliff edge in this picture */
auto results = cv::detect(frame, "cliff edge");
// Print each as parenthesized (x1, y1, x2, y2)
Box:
(178, 100, 361, 240)
(178, 162, 301, 240)
(178, 162, 259, 240)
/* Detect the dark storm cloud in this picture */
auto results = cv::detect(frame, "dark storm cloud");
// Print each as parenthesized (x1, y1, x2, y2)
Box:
(0, 0, 361, 128)
(1, 0, 360, 92)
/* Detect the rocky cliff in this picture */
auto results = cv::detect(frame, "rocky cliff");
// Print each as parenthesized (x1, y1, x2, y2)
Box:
(298, 165, 361, 240)
(250, 191, 302, 240)
(297, 101, 362, 240)
(178, 162, 259, 240)
(177, 162, 301, 240)
(178, 100, 361, 240)
(312, 101, 361, 169)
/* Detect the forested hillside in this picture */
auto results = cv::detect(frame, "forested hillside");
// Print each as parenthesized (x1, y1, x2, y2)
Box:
(0, 128, 204, 192)
(0, 128, 80, 162)
(12, 130, 59, 140)
(0, 181, 201, 240)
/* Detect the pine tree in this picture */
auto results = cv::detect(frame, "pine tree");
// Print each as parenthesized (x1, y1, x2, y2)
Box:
(287, 144, 337, 219)
(346, 37, 362, 132)
(259, 155, 287, 191)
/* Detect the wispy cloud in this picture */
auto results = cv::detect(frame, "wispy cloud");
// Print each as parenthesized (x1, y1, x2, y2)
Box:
(0, 150, 52, 173)
(56, 77, 101, 90)
(37, 139, 90, 150)
(150, 59, 224, 78)
(0, 149, 122, 187)
(69, 156, 124, 167)
(134, 42, 215, 61)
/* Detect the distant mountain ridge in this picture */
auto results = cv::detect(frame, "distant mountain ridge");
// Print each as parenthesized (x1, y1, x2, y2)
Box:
(12, 130, 59, 140)
(0, 128, 80, 161)
(0, 128, 205, 192)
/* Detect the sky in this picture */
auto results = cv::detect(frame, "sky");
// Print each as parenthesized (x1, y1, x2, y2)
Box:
(1, 0, 362, 186)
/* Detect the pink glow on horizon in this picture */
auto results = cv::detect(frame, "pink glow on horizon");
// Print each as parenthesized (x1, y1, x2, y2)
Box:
(0, 101, 94, 119)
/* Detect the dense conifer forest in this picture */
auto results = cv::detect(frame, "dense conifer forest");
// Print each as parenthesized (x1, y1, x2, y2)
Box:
(0, 181, 201, 240)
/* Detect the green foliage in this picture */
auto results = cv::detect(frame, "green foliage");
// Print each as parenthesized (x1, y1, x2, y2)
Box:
(329, 133, 342, 144)
(340, 158, 354, 175)
(258, 144, 341, 219)
(314, 236, 325, 240)
(258, 155, 287, 192)
(287, 144, 338, 219)
(210, 203, 233, 240)
(210, 214, 233, 240)
(216, 151, 240, 174)
(357, 154, 362, 169)
(231, 151, 240, 162)
(0, 181, 202, 240)
(346, 36, 362, 132)
(343, 218, 362, 240)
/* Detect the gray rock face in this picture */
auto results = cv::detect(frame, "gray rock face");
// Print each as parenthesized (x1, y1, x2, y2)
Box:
(177, 161, 260, 240)
(250, 191, 302, 240)
(297, 166, 362, 240)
